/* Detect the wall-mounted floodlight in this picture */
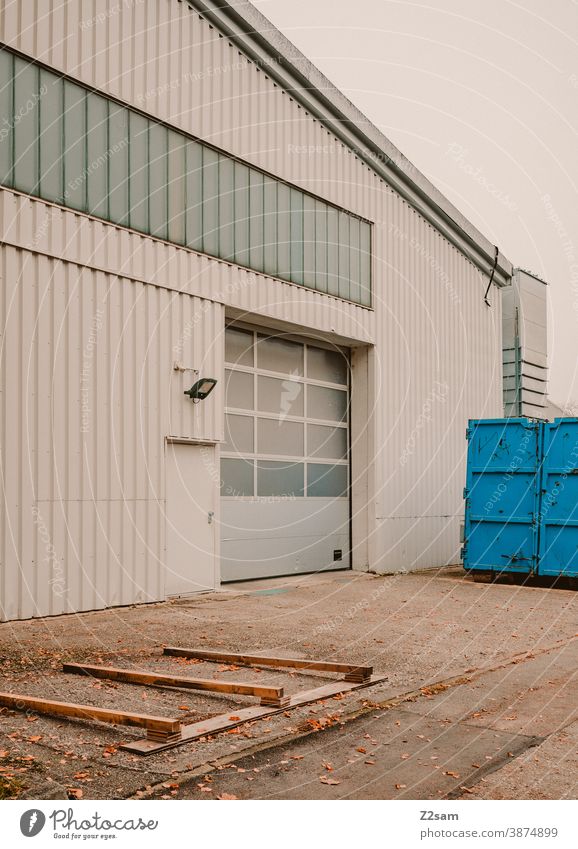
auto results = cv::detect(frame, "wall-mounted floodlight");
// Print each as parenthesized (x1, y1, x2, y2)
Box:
(184, 377, 218, 402)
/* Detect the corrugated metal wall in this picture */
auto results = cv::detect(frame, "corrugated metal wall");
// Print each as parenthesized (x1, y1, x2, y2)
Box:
(0, 189, 374, 347)
(0, 242, 223, 619)
(374, 199, 502, 570)
(0, 0, 505, 598)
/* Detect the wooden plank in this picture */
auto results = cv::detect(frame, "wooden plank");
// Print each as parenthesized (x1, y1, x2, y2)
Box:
(63, 662, 284, 701)
(121, 674, 388, 755)
(163, 647, 373, 680)
(0, 692, 181, 735)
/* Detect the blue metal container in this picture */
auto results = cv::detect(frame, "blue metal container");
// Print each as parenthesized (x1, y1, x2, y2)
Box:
(463, 417, 578, 579)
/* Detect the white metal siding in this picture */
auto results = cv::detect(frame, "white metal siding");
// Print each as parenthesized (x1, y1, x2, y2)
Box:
(0, 242, 223, 620)
(0, 0, 507, 602)
(373, 203, 503, 571)
(0, 189, 375, 347)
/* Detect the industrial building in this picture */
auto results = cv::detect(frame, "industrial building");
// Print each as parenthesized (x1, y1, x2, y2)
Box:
(0, 0, 519, 621)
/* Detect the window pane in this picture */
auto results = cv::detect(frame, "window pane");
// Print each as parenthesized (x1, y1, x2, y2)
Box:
(221, 458, 254, 496)
(360, 222, 371, 306)
(168, 129, 185, 244)
(129, 111, 148, 232)
(86, 93, 108, 218)
(202, 146, 219, 255)
(256, 335, 303, 375)
(338, 210, 350, 300)
(149, 123, 167, 238)
(249, 169, 264, 272)
(258, 375, 304, 417)
(14, 58, 39, 194)
(314, 201, 327, 292)
(349, 217, 361, 305)
(290, 188, 304, 284)
(307, 463, 348, 497)
(225, 369, 254, 410)
(263, 177, 277, 276)
(0, 50, 12, 186)
(277, 182, 290, 278)
(219, 156, 234, 260)
(257, 460, 304, 498)
(185, 140, 203, 250)
(303, 194, 316, 287)
(258, 418, 304, 457)
(308, 424, 348, 459)
(308, 384, 347, 422)
(234, 162, 249, 267)
(225, 327, 254, 367)
(39, 70, 63, 203)
(307, 346, 348, 384)
(63, 80, 86, 210)
(224, 414, 254, 455)
(108, 103, 129, 225)
(327, 206, 339, 296)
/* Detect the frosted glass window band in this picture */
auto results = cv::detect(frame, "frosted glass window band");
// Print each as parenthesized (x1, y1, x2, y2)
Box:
(0, 48, 372, 307)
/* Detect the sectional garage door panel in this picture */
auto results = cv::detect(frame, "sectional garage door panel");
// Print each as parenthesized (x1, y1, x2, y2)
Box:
(221, 499, 349, 581)
(220, 325, 350, 581)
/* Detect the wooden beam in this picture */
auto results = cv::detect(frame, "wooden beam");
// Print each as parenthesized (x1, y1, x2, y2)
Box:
(121, 674, 387, 755)
(0, 692, 181, 739)
(163, 647, 373, 681)
(63, 662, 287, 704)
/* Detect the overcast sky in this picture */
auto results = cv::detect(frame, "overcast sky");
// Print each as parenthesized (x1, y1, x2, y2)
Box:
(253, 0, 578, 405)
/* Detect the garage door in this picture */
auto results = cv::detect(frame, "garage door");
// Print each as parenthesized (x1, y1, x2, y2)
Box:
(221, 325, 350, 581)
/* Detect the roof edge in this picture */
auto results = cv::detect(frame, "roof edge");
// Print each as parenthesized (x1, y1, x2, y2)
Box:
(182, 0, 513, 285)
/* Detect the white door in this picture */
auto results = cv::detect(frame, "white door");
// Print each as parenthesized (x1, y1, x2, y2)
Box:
(165, 442, 217, 596)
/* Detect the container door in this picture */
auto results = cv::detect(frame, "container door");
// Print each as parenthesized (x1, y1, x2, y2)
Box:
(463, 419, 541, 574)
(537, 418, 578, 577)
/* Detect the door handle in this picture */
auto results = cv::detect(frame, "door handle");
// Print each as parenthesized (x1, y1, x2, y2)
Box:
(208, 511, 215, 525)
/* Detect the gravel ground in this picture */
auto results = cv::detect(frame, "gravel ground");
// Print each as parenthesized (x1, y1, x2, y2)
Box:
(0, 567, 576, 800)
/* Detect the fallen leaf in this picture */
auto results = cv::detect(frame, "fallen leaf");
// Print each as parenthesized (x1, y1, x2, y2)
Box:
(444, 771, 460, 778)
(291, 755, 304, 760)
(178, 706, 191, 711)
(229, 716, 241, 721)
(356, 747, 367, 754)
(319, 776, 340, 785)
(365, 760, 376, 765)
(28, 735, 42, 743)
(218, 793, 238, 800)
(67, 788, 83, 799)
(395, 783, 407, 790)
